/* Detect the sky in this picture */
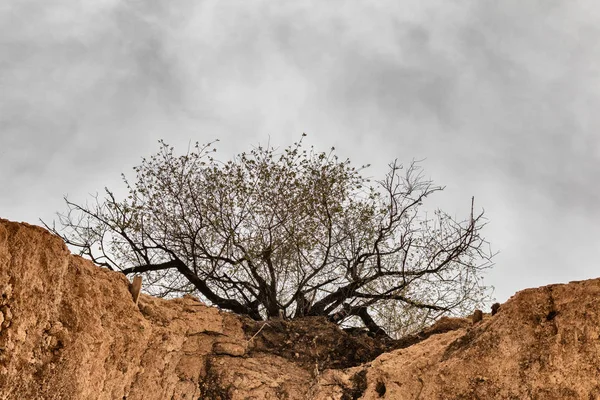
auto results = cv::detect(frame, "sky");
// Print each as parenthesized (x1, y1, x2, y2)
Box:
(1, 0, 599, 304)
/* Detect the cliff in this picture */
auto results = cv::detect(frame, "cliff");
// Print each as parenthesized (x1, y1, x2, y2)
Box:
(0, 218, 598, 399)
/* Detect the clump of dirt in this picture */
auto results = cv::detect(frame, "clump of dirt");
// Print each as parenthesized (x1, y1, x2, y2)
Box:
(243, 317, 392, 370)
(243, 315, 472, 372)
(393, 316, 472, 350)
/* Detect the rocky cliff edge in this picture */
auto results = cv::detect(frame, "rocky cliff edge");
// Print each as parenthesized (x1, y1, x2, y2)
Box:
(1, 218, 599, 399)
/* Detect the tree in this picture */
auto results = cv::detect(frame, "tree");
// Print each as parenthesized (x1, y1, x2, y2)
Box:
(45, 136, 494, 337)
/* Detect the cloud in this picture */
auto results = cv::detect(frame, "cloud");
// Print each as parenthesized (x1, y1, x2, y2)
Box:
(1, 0, 600, 302)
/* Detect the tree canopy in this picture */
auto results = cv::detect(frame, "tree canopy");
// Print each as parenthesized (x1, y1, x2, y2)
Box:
(46, 136, 494, 337)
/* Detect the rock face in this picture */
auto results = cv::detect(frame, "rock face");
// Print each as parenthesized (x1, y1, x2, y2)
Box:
(0, 218, 599, 399)
(314, 283, 600, 399)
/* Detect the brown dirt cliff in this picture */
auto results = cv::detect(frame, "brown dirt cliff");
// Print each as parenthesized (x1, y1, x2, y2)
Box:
(0, 218, 599, 399)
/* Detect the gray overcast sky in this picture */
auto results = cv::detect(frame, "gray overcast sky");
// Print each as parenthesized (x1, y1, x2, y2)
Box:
(1, 0, 599, 303)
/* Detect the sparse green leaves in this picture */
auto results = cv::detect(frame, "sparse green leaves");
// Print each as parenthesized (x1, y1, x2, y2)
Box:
(48, 135, 494, 337)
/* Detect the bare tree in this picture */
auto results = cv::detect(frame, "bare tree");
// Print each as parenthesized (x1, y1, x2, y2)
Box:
(44, 136, 494, 337)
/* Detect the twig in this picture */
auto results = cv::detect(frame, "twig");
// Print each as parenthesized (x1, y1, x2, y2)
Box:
(246, 321, 270, 345)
